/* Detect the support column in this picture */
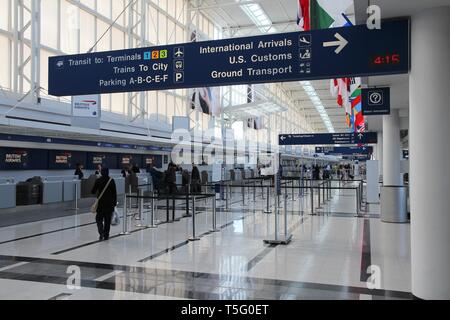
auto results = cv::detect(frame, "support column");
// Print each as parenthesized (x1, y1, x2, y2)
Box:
(377, 131, 383, 180)
(410, 7, 450, 300)
(382, 110, 402, 186)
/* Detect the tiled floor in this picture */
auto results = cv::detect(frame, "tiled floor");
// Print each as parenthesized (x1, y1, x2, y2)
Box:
(0, 182, 412, 300)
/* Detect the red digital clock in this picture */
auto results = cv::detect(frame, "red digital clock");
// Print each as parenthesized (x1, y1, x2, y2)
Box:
(372, 54, 401, 66)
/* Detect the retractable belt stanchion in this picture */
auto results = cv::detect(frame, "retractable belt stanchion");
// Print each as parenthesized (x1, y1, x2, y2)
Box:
(317, 183, 322, 210)
(291, 180, 295, 200)
(189, 196, 200, 241)
(128, 185, 132, 212)
(148, 192, 157, 228)
(210, 196, 219, 232)
(264, 193, 292, 245)
(68, 182, 79, 211)
(284, 193, 293, 243)
(136, 188, 144, 227)
(253, 181, 256, 202)
(225, 184, 230, 211)
(356, 187, 361, 217)
(310, 185, 315, 215)
(264, 185, 271, 214)
(261, 180, 265, 200)
(120, 193, 130, 235)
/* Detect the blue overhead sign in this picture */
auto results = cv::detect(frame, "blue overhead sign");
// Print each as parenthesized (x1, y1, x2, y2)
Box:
(362, 87, 391, 115)
(315, 146, 374, 155)
(279, 132, 378, 146)
(48, 19, 410, 96)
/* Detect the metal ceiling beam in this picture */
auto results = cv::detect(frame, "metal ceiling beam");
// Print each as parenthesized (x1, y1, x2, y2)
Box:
(188, 0, 267, 12)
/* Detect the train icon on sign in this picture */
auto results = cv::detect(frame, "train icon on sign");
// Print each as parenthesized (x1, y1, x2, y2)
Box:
(174, 60, 184, 70)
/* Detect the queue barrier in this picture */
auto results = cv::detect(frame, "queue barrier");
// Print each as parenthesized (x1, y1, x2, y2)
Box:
(122, 191, 217, 241)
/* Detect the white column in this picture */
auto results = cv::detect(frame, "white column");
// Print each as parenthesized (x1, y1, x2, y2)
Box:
(382, 110, 402, 186)
(377, 131, 383, 179)
(410, 6, 450, 300)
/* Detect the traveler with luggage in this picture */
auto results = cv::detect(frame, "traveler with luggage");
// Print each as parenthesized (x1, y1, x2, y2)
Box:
(91, 168, 117, 241)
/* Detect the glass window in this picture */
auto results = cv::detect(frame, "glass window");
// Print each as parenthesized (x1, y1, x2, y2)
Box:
(80, 10, 96, 53)
(158, 91, 166, 122)
(61, 1, 79, 54)
(80, 0, 95, 10)
(111, 93, 125, 114)
(167, 20, 175, 44)
(111, 28, 125, 50)
(101, 94, 111, 112)
(39, 50, 52, 93)
(96, 20, 111, 52)
(0, 0, 9, 31)
(97, 0, 111, 19)
(41, 0, 58, 48)
(148, 6, 158, 45)
(112, 0, 125, 26)
(0, 35, 10, 89)
(158, 13, 167, 44)
(148, 91, 157, 118)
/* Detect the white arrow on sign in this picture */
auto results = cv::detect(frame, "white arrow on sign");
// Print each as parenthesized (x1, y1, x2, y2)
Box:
(280, 136, 286, 141)
(358, 133, 364, 139)
(323, 33, 348, 54)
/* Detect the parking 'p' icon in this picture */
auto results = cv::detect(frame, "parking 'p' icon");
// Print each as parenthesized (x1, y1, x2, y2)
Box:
(174, 72, 184, 84)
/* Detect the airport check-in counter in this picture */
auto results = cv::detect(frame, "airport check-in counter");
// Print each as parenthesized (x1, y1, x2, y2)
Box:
(0, 178, 16, 209)
(41, 176, 74, 204)
(63, 179, 81, 202)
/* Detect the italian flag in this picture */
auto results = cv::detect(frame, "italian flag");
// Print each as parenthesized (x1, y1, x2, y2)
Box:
(299, 0, 354, 30)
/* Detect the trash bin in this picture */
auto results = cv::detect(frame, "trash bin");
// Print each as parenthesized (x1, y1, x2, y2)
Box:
(381, 186, 408, 223)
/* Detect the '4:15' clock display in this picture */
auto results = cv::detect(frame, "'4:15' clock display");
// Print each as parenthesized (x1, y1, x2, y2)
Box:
(372, 54, 401, 65)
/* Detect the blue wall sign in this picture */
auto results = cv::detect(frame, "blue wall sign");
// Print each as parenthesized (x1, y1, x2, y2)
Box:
(343, 154, 371, 161)
(0, 133, 171, 152)
(315, 146, 373, 155)
(279, 132, 378, 146)
(48, 19, 409, 96)
(362, 87, 391, 115)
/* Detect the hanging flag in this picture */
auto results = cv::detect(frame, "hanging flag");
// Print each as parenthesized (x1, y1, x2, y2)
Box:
(330, 79, 339, 98)
(297, 0, 311, 31)
(310, 0, 353, 29)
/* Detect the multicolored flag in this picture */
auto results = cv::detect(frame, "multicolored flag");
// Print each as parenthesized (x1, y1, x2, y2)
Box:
(297, 0, 311, 30)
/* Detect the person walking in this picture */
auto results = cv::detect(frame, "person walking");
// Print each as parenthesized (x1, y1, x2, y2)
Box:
(91, 168, 117, 241)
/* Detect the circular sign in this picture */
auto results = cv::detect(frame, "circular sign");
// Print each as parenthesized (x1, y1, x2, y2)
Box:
(369, 92, 383, 105)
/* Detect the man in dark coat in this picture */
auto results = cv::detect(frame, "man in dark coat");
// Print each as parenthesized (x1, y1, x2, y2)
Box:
(91, 168, 117, 241)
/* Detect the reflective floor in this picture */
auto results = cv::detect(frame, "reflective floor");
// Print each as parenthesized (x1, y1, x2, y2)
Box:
(0, 182, 412, 300)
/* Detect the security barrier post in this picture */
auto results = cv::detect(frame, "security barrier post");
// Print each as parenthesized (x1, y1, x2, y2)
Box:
(264, 185, 271, 214)
(210, 197, 219, 232)
(148, 192, 157, 228)
(136, 188, 145, 227)
(189, 196, 200, 241)
(120, 193, 130, 235)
